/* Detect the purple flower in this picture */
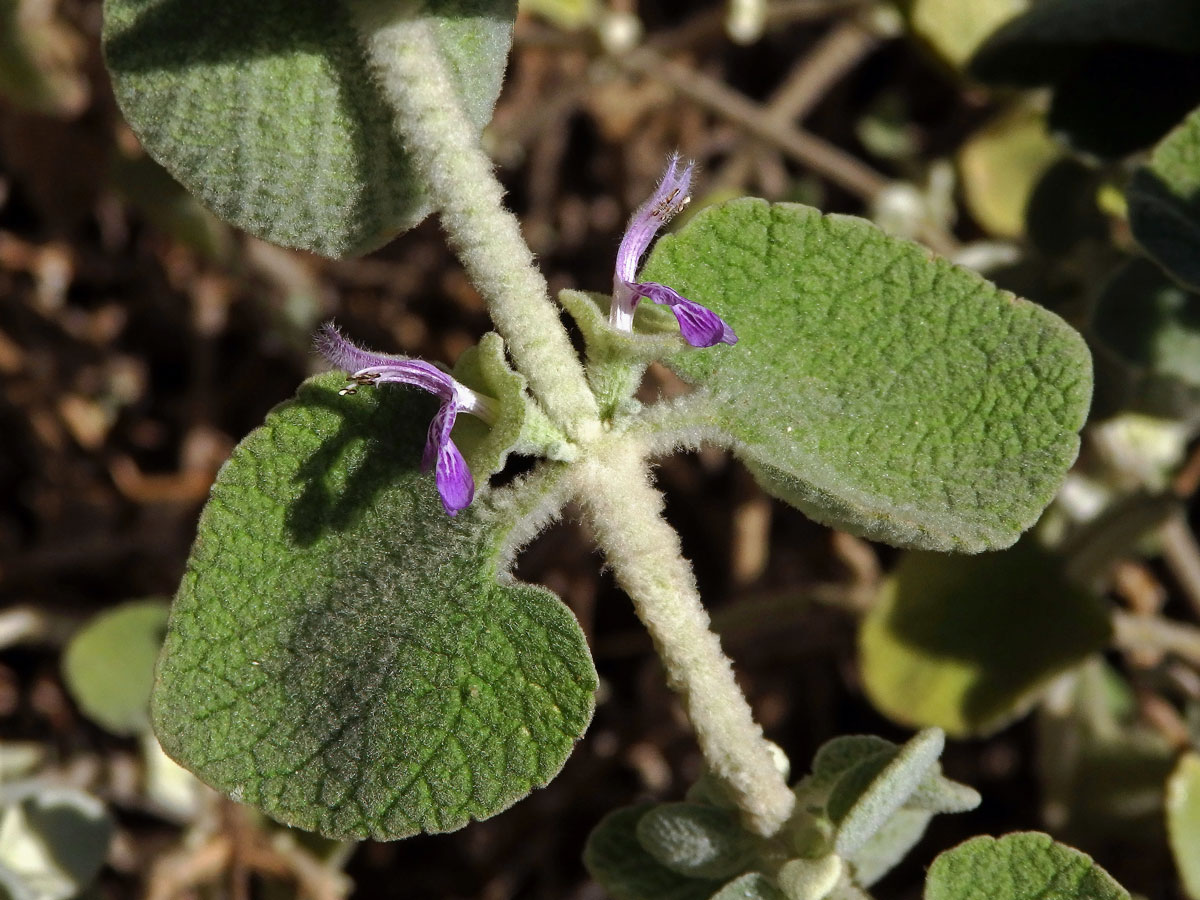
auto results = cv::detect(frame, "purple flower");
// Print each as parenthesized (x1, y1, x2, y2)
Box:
(316, 324, 498, 516)
(611, 154, 737, 347)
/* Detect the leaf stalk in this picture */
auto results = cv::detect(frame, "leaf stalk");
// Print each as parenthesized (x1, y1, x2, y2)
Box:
(571, 435, 796, 837)
(344, 1, 600, 441)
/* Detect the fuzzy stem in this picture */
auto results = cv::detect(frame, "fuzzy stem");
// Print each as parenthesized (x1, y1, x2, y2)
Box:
(571, 436, 796, 837)
(344, 2, 599, 439)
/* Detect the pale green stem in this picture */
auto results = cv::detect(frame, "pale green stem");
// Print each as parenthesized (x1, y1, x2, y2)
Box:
(570, 435, 796, 837)
(345, 0, 792, 838)
(344, 2, 599, 440)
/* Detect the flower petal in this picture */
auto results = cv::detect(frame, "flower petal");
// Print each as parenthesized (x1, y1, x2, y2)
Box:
(315, 323, 397, 374)
(631, 281, 738, 347)
(433, 440, 475, 516)
(317, 322, 455, 400)
(423, 402, 474, 516)
(611, 154, 695, 329)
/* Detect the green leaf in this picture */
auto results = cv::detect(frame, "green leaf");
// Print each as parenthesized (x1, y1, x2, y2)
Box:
(1044, 48, 1200, 159)
(846, 808, 932, 887)
(968, 0, 1200, 159)
(519, 0, 598, 30)
(970, 0, 1200, 84)
(62, 600, 169, 737)
(957, 103, 1061, 240)
(102, 0, 516, 258)
(1129, 106, 1200, 293)
(641, 199, 1091, 552)
(0, 785, 113, 900)
(450, 332, 531, 477)
(1024, 159, 1108, 258)
(151, 373, 595, 840)
(636, 804, 756, 880)
(776, 856, 843, 900)
(584, 806, 720, 900)
(1089, 258, 1200, 422)
(902, 0, 1028, 70)
(809, 737, 896, 793)
(829, 729, 944, 857)
(924, 832, 1130, 900)
(1167, 752, 1200, 899)
(905, 771, 981, 815)
(859, 541, 1111, 736)
(710, 873, 788, 900)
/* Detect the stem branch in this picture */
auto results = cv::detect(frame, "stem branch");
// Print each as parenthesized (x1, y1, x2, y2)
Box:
(344, 3, 599, 439)
(571, 437, 795, 837)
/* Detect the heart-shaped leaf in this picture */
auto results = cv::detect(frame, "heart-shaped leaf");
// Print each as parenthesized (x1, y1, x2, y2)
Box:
(103, 0, 516, 257)
(924, 832, 1129, 900)
(641, 199, 1091, 552)
(152, 373, 595, 840)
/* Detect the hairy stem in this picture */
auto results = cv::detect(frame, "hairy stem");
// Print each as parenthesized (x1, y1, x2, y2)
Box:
(344, 2, 599, 439)
(571, 436, 796, 837)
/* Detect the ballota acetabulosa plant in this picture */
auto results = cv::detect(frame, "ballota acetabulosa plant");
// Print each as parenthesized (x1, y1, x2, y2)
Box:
(97, 0, 1141, 898)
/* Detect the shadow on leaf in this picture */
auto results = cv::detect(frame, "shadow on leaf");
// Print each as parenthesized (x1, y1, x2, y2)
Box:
(283, 377, 437, 548)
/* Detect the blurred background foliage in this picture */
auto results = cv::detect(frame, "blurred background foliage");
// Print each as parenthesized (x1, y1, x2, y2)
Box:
(2, 0, 1200, 897)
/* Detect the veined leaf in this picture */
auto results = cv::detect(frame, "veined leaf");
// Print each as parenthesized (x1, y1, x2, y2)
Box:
(924, 832, 1129, 900)
(152, 373, 595, 840)
(103, 0, 516, 257)
(641, 199, 1092, 552)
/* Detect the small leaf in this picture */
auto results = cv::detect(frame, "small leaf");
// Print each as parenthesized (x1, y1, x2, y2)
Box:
(809, 736, 896, 793)
(152, 374, 595, 840)
(450, 332, 530, 478)
(710, 873, 788, 900)
(905, 771, 981, 815)
(61, 600, 169, 737)
(777, 856, 842, 900)
(636, 803, 756, 880)
(1089, 258, 1200, 421)
(642, 199, 1091, 552)
(846, 808, 932, 887)
(830, 729, 944, 857)
(0, 785, 113, 900)
(103, 0, 516, 258)
(583, 806, 720, 900)
(859, 541, 1111, 736)
(1166, 752, 1200, 899)
(924, 832, 1130, 900)
(1129, 105, 1200, 293)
